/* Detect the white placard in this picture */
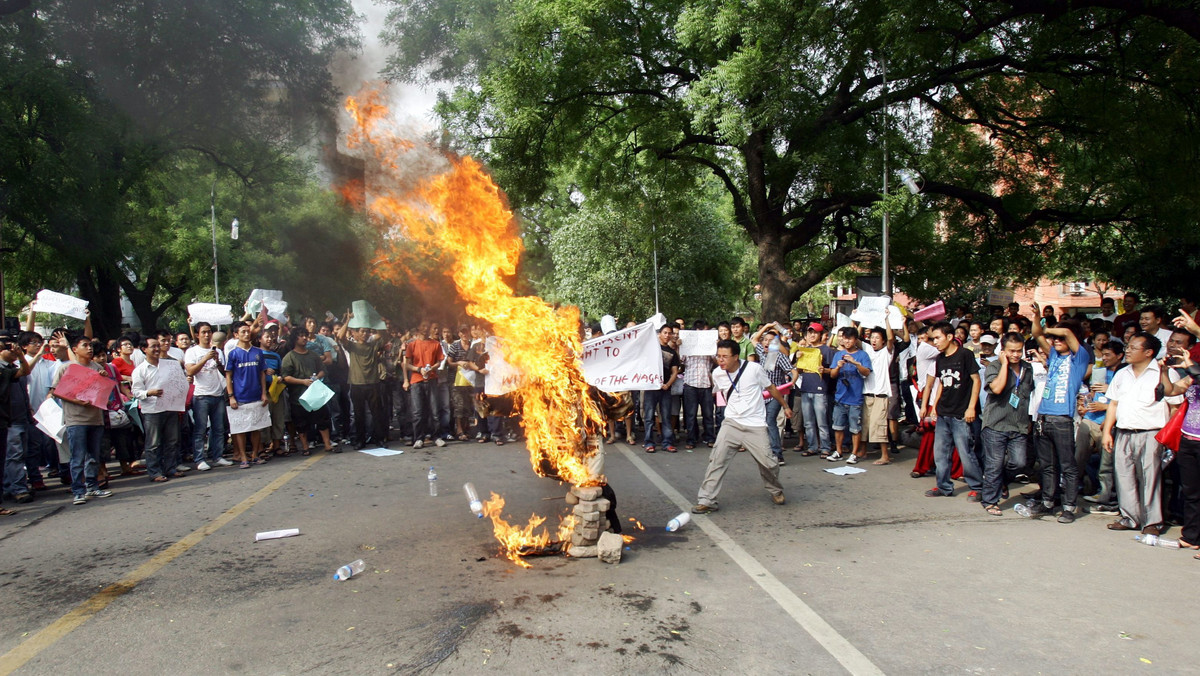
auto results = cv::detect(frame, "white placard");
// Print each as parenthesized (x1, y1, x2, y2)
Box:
(835, 313, 852, 330)
(484, 336, 522, 396)
(580, 320, 665, 391)
(33, 290, 89, 320)
(227, 401, 271, 434)
(851, 295, 892, 329)
(244, 289, 284, 316)
(262, 299, 288, 321)
(33, 399, 65, 443)
(188, 303, 235, 326)
(678, 330, 718, 357)
(156, 361, 190, 413)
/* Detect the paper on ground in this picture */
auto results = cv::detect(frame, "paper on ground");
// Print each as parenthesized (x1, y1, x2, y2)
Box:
(255, 528, 300, 542)
(823, 466, 867, 476)
(359, 448, 405, 457)
(34, 290, 89, 320)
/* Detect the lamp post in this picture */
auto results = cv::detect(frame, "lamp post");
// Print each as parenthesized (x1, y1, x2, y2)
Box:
(210, 180, 219, 304)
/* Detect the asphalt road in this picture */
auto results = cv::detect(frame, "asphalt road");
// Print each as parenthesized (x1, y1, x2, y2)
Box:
(0, 435, 1197, 675)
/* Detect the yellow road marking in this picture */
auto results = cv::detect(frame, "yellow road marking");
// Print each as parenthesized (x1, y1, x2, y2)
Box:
(0, 454, 324, 675)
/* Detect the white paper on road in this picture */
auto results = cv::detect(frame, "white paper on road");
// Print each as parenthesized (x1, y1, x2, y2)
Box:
(823, 466, 867, 476)
(33, 399, 65, 443)
(255, 528, 300, 542)
(358, 448, 405, 457)
(156, 361, 190, 412)
(34, 289, 89, 320)
(678, 330, 718, 357)
(227, 401, 271, 434)
(580, 320, 664, 391)
(484, 336, 522, 396)
(188, 302, 235, 326)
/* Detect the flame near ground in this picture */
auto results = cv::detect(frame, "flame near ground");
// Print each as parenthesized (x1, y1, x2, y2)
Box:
(343, 86, 608, 567)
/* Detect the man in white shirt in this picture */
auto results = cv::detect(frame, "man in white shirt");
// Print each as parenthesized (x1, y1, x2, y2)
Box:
(1138, 305, 1173, 358)
(1095, 297, 1118, 324)
(862, 326, 896, 465)
(184, 322, 233, 471)
(132, 338, 184, 482)
(1102, 332, 1171, 535)
(692, 339, 792, 513)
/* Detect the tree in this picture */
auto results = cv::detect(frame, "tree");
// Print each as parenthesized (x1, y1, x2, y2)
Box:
(382, 0, 1200, 318)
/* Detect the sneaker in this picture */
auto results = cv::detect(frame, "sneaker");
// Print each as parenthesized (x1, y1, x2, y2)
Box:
(196, 461, 211, 471)
(85, 489, 113, 499)
(1090, 503, 1120, 516)
(413, 439, 424, 449)
(826, 451, 844, 462)
(776, 456, 786, 466)
(12, 492, 33, 504)
(72, 495, 87, 505)
(845, 454, 858, 464)
(175, 464, 192, 473)
(434, 438, 446, 447)
(214, 458, 234, 467)
(691, 503, 719, 514)
(771, 493, 786, 505)
(1025, 502, 1052, 517)
(967, 491, 982, 502)
(1058, 507, 1076, 524)
(924, 488, 951, 497)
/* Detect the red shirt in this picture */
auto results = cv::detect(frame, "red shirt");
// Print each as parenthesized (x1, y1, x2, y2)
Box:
(111, 357, 135, 378)
(406, 339, 444, 384)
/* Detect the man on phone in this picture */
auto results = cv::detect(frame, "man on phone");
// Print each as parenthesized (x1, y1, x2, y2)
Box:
(185, 322, 233, 471)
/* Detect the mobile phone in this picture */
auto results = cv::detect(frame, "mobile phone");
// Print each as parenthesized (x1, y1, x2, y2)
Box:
(1024, 349, 1038, 361)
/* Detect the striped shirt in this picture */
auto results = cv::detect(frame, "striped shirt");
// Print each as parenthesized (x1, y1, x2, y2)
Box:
(681, 355, 715, 388)
(754, 344, 794, 387)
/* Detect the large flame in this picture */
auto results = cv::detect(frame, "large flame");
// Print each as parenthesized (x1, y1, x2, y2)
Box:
(343, 86, 605, 566)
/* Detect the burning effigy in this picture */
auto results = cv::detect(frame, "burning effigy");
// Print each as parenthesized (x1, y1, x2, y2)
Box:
(340, 85, 625, 566)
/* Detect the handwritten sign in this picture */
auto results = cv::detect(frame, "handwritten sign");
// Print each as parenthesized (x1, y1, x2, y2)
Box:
(244, 289, 283, 316)
(678, 330, 718, 357)
(34, 289, 89, 320)
(34, 399, 65, 443)
(794, 347, 823, 373)
(299, 379, 334, 411)
(580, 320, 664, 391)
(156, 361, 190, 413)
(986, 288, 1015, 306)
(484, 336, 522, 396)
(227, 401, 271, 434)
(851, 295, 892, 329)
(54, 364, 117, 409)
(188, 303, 234, 326)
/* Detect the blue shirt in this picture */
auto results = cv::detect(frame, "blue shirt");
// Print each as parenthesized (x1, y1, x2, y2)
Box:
(226, 346, 264, 403)
(1038, 347, 1090, 417)
(1083, 366, 1121, 425)
(261, 349, 281, 386)
(832, 349, 870, 406)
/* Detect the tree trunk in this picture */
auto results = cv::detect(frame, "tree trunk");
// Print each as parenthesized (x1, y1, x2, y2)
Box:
(757, 241, 798, 322)
(75, 265, 123, 341)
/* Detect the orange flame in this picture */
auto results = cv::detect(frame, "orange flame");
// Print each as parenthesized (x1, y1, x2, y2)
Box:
(343, 86, 606, 566)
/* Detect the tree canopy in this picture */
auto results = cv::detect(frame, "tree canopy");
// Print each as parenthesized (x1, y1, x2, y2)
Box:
(383, 0, 1200, 317)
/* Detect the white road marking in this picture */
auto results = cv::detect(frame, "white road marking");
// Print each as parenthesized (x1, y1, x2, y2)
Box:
(616, 444, 885, 676)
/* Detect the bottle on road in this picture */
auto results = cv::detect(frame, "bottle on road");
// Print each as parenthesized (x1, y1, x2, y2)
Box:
(1134, 534, 1180, 548)
(428, 466, 438, 497)
(464, 482, 483, 517)
(333, 559, 366, 581)
(666, 512, 691, 532)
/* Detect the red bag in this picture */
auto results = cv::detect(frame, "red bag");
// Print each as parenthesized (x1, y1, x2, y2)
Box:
(1155, 402, 1188, 452)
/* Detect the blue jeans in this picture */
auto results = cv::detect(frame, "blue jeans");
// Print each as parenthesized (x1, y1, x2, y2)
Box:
(831, 403, 862, 434)
(682, 385, 715, 445)
(933, 415, 983, 495)
(66, 425, 104, 498)
(190, 395, 227, 465)
(642, 389, 675, 447)
(435, 381, 453, 437)
(799, 392, 832, 452)
(410, 380, 437, 440)
(5, 424, 30, 496)
(981, 428, 1028, 505)
(765, 398, 783, 458)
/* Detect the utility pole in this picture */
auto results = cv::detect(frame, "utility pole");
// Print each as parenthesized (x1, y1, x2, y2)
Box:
(210, 179, 219, 304)
(881, 57, 890, 297)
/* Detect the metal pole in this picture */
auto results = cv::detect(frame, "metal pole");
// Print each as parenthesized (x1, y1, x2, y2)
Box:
(881, 58, 890, 297)
(652, 219, 660, 315)
(210, 179, 219, 304)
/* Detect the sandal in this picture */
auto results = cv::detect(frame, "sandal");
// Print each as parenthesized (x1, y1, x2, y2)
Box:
(239, 462, 251, 469)
(800, 449, 820, 457)
(151, 476, 169, 483)
(252, 458, 267, 465)
(873, 459, 892, 466)
(984, 504, 1002, 516)
(301, 450, 311, 456)
(0, 507, 16, 516)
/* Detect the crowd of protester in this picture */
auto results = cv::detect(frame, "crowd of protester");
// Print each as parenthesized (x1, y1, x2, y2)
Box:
(0, 307, 521, 512)
(597, 293, 1200, 556)
(3, 292, 1200, 561)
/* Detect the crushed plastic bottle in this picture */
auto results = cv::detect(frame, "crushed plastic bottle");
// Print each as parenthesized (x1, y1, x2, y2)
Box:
(333, 558, 366, 581)
(1134, 534, 1180, 548)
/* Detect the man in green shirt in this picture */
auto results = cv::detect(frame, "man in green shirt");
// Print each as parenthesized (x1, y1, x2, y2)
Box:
(336, 315, 388, 450)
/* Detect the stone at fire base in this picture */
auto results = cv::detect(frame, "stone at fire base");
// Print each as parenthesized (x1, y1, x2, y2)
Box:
(565, 491, 579, 505)
(571, 486, 603, 501)
(567, 544, 598, 558)
(597, 532, 623, 564)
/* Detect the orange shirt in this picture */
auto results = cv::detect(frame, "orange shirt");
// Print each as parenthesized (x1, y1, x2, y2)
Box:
(407, 339, 444, 384)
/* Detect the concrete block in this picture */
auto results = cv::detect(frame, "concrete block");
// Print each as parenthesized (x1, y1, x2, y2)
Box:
(597, 532, 623, 564)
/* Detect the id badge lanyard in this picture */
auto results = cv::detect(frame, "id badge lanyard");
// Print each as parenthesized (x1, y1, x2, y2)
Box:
(1009, 365, 1024, 409)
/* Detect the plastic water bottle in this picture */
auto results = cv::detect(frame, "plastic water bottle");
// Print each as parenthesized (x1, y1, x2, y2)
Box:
(464, 482, 483, 517)
(333, 558, 366, 581)
(1013, 502, 1034, 518)
(1134, 534, 1180, 548)
(666, 512, 691, 532)
(427, 466, 437, 497)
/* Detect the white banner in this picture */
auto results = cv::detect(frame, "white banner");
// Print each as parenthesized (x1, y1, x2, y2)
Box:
(188, 303, 235, 326)
(244, 289, 284, 316)
(580, 320, 664, 391)
(678, 330, 718, 357)
(156, 361, 191, 413)
(484, 336, 522, 396)
(227, 401, 271, 434)
(850, 295, 891, 329)
(34, 290, 89, 320)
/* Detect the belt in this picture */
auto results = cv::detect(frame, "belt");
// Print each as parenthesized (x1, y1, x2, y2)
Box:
(864, 393, 888, 398)
(1115, 428, 1160, 433)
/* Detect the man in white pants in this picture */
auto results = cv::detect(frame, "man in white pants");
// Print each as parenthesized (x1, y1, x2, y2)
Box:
(693, 339, 793, 513)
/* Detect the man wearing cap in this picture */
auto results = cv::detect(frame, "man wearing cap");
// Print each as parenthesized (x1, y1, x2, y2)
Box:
(795, 323, 834, 457)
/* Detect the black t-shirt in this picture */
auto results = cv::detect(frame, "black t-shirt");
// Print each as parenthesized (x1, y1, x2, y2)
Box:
(934, 346, 979, 417)
(659, 344, 681, 382)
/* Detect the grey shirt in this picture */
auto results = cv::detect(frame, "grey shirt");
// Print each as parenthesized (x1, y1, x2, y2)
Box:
(982, 360, 1034, 434)
(51, 361, 106, 427)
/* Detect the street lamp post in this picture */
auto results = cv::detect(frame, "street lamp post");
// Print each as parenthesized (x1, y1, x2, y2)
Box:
(210, 180, 219, 304)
